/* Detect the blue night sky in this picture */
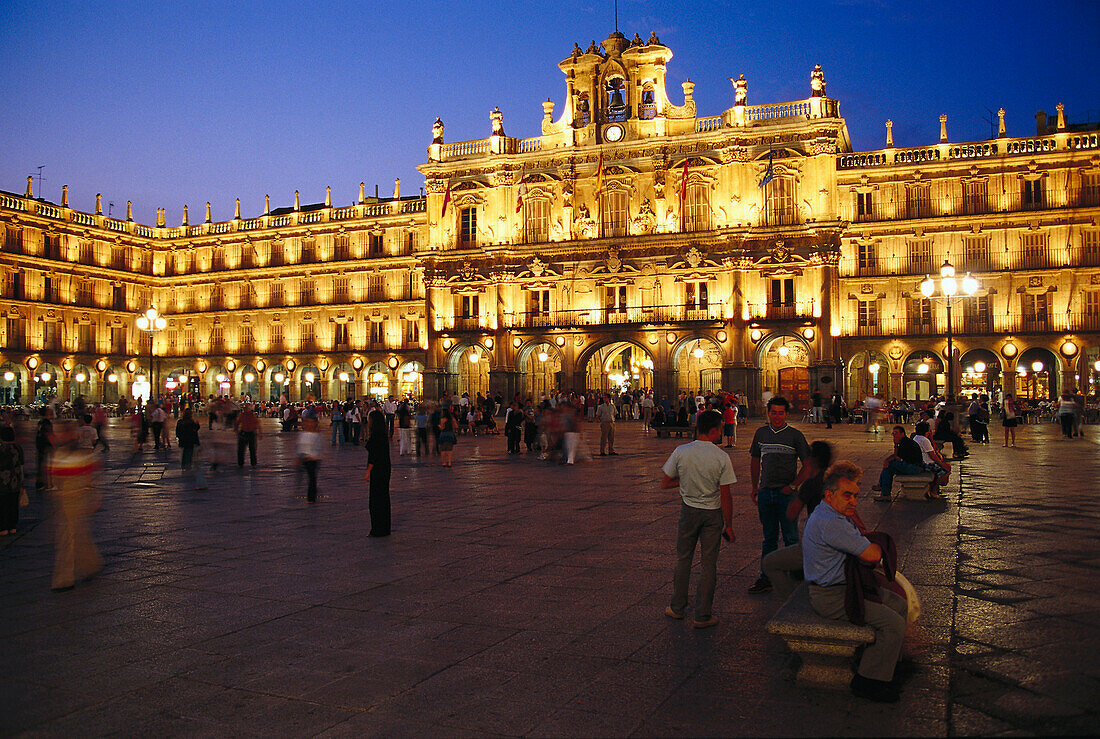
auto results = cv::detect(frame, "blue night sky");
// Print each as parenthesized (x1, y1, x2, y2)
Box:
(1, 0, 1097, 224)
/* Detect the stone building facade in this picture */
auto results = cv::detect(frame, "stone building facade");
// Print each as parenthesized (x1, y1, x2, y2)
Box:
(2, 31, 1098, 411)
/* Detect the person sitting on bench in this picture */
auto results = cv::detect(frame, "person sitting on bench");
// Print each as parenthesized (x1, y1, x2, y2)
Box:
(803, 460, 908, 703)
(871, 426, 926, 495)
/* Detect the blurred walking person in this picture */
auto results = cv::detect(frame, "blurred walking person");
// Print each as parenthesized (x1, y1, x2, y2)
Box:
(365, 410, 391, 536)
(49, 423, 103, 591)
(0, 426, 25, 536)
(297, 416, 323, 502)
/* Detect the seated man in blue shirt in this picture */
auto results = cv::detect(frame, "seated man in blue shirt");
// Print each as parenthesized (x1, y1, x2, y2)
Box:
(803, 460, 908, 703)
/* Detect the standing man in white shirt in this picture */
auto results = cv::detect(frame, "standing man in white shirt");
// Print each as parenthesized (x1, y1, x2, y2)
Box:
(661, 410, 736, 628)
(596, 395, 617, 456)
(383, 397, 398, 438)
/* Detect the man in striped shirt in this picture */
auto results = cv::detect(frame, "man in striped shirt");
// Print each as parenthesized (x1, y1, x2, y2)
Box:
(748, 396, 812, 594)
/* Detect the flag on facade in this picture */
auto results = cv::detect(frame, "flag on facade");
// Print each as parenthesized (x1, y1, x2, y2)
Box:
(679, 159, 690, 203)
(515, 175, 527, 213)
(595, 153, 604, 196)
(440, 180, 453, 217)
(758, 150, 774, 189)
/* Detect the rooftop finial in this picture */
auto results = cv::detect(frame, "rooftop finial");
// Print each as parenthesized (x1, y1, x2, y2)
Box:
(293, 190, 300, 211)
(234, 198, 241, 219)
(126, 201, 133, 221)
(61, 184, 68, 207)
(205, 202, 212, 223)
(997, 108, 1006, 137)
(182, 205, 189, 226)
(325, 186, 332, 207)
(25, 176, 32, 198)
(95, 193, 102, 215)
(886, 120, 894, 148)
(939, 114, 948, 143)
(264, 194, 270, 215)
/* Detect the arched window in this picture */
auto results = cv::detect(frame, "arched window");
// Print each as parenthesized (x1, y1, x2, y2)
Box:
(524, 198, 550, 244)
(602, 190, 628, 238)
(684, 184, 711, 232)
(640, 84, 656, 119)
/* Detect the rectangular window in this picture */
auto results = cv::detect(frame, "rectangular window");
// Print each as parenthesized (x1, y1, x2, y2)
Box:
(300, 323, 315, 351)
(4, 226, 22, 253)
(1022, 293, 1049, 329)
(857, 242, 877, 273)
(856, 192, 874, 222)
(963, 181, 988, 215)
(529, 289, 550, 316)
(605, 285, 628, 313)
(405, 318, 420, 345)
(367, 274, 385, 302)
(43, 275, 55, 302)
(210, 325, 224, 352)
(603, 191, 628, 237)
(370, 320, 385, 345)
(10, 271, 23, 300)
(769, 278, 794, 307)
(300, 279, 315, 306)
(1082, 173, 1100, 207)
(43, 321, 61, 351)
(524, 199, 550, 243)
(685, 281, 709, 311)
(459, 208, 477, 247)
(210, 248, 224, 271)
(1082, 229, 1100, 265)
(332, 277, 349, 303)
(1023, 179, 1044, 210)
(1021, 232, 1048, 269)
(111, 326, 127, 354)
(79, 241, 94, 263)
(965, 295, 991, 333)
(333, 235, 350, 261)
(112, 284, 126, 311)
(907, 239, 933, 275)
(300, 238, 316, 264)
(78, 279, 93, 306)
(906, 185, 931, 218)
(271, 323, 284, 350)
(370, 234, 384, 255)
(269, 242, 284, 267)
(7, 318, 27, 349)
(44, 234, 61, 260)
(908, 297, 933, 331)
(78, 322, 96, 352)
(1084, 292, 1100, 317)
(239, 324, 254, 352)
(685, 185, 711, 232)
(461, 294, 479, 319)
(765, 178, 797, 226)
(858, 300, 879, 328)
(963, 236, 991, 272)
(334, 322, 349, 348)
(269, 281, 284, 306)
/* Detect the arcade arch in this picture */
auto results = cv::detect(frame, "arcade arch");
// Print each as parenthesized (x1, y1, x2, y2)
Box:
(673, 337, 723, 394)
(959, 349, 1002, 397)
(519, 342, 562, 399)
(847, 350, 891, 401)
(583, 341, 653, 393)
(398, 361, 424, 399)
(1014, 347, 1060, 400)
(448, 345, 490, 398)
(902, 351, 944, 400)
(69, 364, 95, 402)
(299, 364, 322, 402)
(0, 362, 24, 404)
(757, 334, 811, 411)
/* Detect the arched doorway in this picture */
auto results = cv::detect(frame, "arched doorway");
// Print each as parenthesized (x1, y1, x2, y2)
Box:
(0, 363, 24, 404)
(519, 343, 562, 399)
(208, 365, 230, 398)
(238, 364, 259, 401)
(674, 337, 723, 394)
(846, 350, 890, 401)
(102, 366, 124, 404)
(1014, 347, 1059, 400)
(959, 349, 1001, 398)
(34, 363, 61, 402)
(329, 363, 355, 400)
(1086, 346, 1100, 400)
(759, 335, 811, 412)
(398, 361, 424, 399)
(69, 364, 94, 403)
(454, 345, 490, 398)
(365, 362, 389, 400)
(902, 351, 944, 400)
(584, 341, 654, 393)
(269, 365, 290, 402)
(299, 365, 321, 402)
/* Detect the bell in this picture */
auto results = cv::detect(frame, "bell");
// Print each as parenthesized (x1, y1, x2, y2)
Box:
(610, 89, 625, 108)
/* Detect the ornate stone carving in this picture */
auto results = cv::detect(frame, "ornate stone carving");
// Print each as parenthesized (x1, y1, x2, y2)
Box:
(770, 242, 791, 263)
(606, 247, 623, 273)
(575, 205, 597, 238)
(684, 246, 705, 268)
(459, 260, 476, 281)
(631, 198, 657, 234)
(528, 256, 547, 277)
(432, 118, 444, 144)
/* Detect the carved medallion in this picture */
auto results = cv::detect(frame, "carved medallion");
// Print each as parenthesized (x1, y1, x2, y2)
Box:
(771, 241, 790, 263)
(606, 247, 622, 273)
(528, 257, 546, 277)
(459, 260, 476, 281)
(888, 345, 904, 360)
(684, 246, 704, 268)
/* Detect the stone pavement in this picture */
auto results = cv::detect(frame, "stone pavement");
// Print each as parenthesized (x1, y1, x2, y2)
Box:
(1, 416, 1097, 736)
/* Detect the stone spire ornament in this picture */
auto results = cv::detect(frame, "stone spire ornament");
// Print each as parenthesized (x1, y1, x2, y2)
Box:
(998, 108, 1006, 137)
(234, 198, 241, 219)
(61, 185, 68, 207)
(325, 186, 332, 207)
(205, 202, 212, 223)
(939, 114, 948, 143)
(182, 205, 189, 226)
(359, 182, 366, 204)
(886, 120, 894, 148)
(264, 194, 270, 215)
(25, 176, 32, 198)
(126, 201, 133, 221)
(293, 190, 300, 211)
(95, 193, 103, 215)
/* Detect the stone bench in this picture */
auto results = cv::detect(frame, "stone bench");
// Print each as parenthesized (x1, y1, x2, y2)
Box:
(765, 582, 875, 688)
(655, 426, 692, 438)
(894, 473, 935, 500)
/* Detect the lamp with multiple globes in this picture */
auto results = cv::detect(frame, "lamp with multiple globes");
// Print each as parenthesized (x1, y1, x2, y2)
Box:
(135, 306, 167, 403)
(919, 260, 977, 402)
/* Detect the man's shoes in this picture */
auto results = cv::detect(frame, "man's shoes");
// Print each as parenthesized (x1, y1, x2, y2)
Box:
(598, 452, 606, 456)
(850, 673, 900, 703)
(664, 606, 684, 620)
(692, 615, 719, 629)
(747, 577, 772, 594)
(609, 451, 618, 455)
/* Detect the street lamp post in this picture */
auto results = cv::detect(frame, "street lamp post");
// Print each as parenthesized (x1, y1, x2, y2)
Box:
(921, 260, 978, 403)
(135, 306, 166, 405)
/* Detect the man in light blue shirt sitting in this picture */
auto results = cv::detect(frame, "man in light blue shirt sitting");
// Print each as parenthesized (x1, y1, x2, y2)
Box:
(803, 460, 908, 703)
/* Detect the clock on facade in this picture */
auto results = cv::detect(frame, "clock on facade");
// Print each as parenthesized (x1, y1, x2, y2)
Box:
(604, 124, 624, 142)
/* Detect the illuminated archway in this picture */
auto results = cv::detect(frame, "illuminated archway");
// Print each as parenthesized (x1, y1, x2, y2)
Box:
(1014, 347, 1060, 400)
(398, 361, 424, 399)
(0, 363, 23, 405)
(847, 350, 891, 401)
(69, 364, 94, 402)
(519, 342, 563, 399)
(584, 341, 653, 393)
(757, 334, 811, 411)
(299, 365, 321, 402)
(959, 349, 1001, 398)
(902, 351, 944, 400)
(672, 337, 722, 394)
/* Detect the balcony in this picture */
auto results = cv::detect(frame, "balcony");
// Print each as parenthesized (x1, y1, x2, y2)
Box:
(838, 247, 1080, 277)
(499, 303, 726, 330)
(744, 301, 816, 323)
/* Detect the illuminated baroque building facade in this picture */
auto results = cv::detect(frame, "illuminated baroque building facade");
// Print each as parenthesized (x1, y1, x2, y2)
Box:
(2, 31, 1099, 410)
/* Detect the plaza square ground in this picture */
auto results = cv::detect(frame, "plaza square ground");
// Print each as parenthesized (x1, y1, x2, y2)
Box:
(2, 417, 1098, 737)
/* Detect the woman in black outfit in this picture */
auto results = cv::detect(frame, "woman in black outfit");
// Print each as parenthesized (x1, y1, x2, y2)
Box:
(365, 409, 391, 537)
